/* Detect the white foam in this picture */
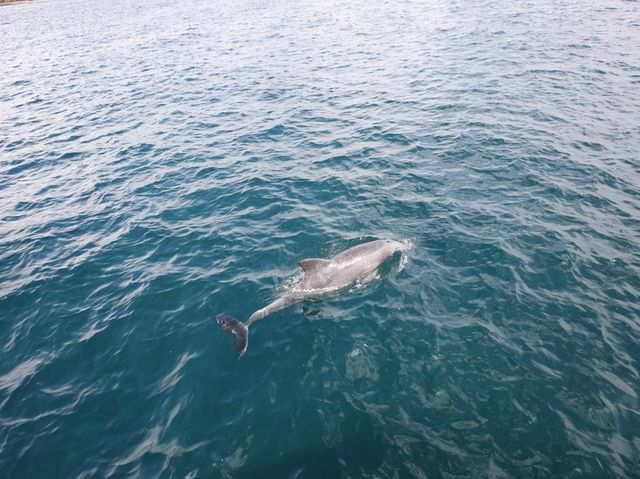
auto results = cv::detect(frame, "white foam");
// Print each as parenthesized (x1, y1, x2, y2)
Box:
(399, 237, 415, 251)
(396, 238, 414, 272)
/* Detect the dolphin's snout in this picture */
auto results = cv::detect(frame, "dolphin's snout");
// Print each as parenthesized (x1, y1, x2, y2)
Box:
(386, 239, 405, 251)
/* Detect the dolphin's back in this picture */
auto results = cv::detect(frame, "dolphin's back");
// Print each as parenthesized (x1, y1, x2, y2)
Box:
(297, 240, 394, 293)
(330, 240, 387, 263)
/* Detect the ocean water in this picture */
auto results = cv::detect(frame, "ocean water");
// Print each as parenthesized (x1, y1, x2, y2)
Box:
(1, 0, 639, 477)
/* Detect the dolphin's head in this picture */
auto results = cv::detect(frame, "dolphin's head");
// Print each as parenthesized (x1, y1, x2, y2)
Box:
(383, 239, 405, 252)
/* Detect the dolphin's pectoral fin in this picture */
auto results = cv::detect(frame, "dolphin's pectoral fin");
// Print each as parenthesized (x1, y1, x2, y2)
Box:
(298, 258, 331, 273)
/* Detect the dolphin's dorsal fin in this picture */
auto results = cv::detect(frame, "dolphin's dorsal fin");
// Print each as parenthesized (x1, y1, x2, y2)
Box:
(298, 258, 330, 274)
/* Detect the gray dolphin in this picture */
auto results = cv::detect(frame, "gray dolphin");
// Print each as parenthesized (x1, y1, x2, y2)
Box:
(217, 239, 406, 358)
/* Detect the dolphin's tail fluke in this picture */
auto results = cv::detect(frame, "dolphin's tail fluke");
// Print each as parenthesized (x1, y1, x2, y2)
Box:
(217, 315, 248, 358)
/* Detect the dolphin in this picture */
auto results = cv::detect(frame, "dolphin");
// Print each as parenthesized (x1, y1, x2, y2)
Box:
(217, 239, 406, 358)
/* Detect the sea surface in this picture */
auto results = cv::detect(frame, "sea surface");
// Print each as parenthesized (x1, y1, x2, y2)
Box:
(1, 0, 639, 477)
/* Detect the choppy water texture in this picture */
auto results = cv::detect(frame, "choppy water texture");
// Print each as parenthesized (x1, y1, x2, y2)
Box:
(1, 0, 640, 477)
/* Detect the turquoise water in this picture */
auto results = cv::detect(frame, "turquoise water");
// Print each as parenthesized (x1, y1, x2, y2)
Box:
(1, 0, 640, 477)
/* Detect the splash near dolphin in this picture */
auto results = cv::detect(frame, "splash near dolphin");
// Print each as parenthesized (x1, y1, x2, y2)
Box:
(217, 239, 408, 358)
